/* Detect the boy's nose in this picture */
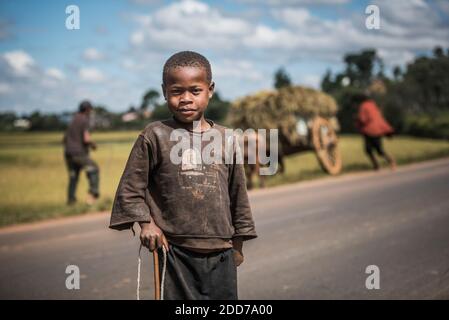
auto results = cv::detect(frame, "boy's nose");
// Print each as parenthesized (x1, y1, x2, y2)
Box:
(179, 93, 193, 104)
(181, 90, 194, 100)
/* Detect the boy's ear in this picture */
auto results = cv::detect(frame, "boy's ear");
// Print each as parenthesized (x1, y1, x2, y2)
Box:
(161, 84, 167, 100)
(208, 81, 215, 99)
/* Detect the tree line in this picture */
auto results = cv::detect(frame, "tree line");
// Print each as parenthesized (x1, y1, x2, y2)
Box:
(1, 46, 448, 139)
(320, 46, 449, 139)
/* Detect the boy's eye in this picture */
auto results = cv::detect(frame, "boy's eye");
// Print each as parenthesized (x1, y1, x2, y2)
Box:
(192, 88, 202, 95)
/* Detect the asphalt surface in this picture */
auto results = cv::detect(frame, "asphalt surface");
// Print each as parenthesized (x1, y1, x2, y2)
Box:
(1, 158, 449, 299)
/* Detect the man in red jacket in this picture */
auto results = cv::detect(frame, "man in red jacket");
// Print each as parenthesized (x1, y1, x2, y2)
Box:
(355, 95, 396, 171)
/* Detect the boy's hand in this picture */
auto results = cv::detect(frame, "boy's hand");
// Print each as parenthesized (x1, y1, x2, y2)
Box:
(233, 250, 244, 267)
(139, 221, 169, 252)
(232, 238, 244, 267)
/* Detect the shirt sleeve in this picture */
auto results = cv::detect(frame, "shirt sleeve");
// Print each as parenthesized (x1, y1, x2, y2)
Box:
(109, 134, 155, 231)
(228, 137, 258, 241)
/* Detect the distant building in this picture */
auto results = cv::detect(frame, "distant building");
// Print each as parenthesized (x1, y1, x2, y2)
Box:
(121, 112, 138, 122)
(13, 119, 31, 129)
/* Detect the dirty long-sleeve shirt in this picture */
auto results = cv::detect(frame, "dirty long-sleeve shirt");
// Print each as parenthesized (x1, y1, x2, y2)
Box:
(109, 117, 257, 250)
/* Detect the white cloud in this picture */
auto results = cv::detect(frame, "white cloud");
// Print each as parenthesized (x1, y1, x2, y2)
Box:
(377, 49, 415, 67)
(263, 3, 449, 63)
(45, 68, 65, 80)
(79, 67, 106, 83)
(214, 60, 263, 82)
(0, 82, 12, 94)
(244, 24, 315, 52)
(0, 50, 142, 113)
(120, 0, 449, 102)
(130, 0, 252, 51)
(82, 48, 105, 61)
(152, 1, 250, 36)
(3, 50, 35, 76)
(130, 31, 145, 45)
(129, 0, 448, 67)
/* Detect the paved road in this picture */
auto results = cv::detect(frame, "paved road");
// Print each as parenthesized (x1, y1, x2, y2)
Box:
(1, 158, 449, 299)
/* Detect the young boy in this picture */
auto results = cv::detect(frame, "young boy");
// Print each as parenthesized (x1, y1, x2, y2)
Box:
(109, 51, 257, 300)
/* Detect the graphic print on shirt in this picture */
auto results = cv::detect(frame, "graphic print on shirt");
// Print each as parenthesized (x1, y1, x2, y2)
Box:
(178, 148, 221, 233)
(178, 148, 219, 197)
(181, 148, 202, 172)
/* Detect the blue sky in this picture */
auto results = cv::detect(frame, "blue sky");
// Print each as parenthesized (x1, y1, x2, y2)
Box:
(0, 0, 448, 113)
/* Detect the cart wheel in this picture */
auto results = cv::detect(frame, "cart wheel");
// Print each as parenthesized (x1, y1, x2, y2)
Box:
(311, 117, 342, 175)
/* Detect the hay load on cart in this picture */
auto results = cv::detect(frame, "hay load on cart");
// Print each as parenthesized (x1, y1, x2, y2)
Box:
(229, 86, 342, 187)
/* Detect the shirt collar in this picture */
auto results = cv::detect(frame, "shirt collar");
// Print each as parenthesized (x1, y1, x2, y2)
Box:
(171, 116, 215, 133)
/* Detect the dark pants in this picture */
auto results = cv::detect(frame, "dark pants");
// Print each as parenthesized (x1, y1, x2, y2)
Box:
(64, 153, 99, 203)
(363, 135, 385, 156)
(158, 244, 238, 300)
(363, 135, 395, 170)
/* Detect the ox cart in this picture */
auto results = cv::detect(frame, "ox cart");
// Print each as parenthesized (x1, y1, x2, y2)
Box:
(229, 86, 342, 188)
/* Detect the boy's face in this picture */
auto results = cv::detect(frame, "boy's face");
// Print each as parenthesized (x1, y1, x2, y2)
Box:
(162, 66, 214, 124)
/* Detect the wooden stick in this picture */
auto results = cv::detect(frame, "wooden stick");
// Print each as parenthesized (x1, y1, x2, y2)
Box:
(153, 250, 160, 300)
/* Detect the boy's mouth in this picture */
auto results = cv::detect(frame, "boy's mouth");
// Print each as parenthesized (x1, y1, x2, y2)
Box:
(178, 108, 197, 116)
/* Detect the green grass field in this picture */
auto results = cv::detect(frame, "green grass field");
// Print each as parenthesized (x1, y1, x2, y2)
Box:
(1, 131, 449, 227)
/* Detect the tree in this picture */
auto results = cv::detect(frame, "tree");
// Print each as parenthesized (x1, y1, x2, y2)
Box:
(393, 66, 402, 81)
(343, 49, 380, 88)
(204, 91, 230, 123)
(140, 89, 160, 111)
(401, 52, 449, 112)
(27, 111, 66, 131)
(150, 103, 172, 121)
(434, 46, 444, 58)
(274, 67, 292, 89)
(320, 49, 386, 133)
(0, 112, 17, 131)
(321, 69, 348, 93)
(321, 69, 334, 93)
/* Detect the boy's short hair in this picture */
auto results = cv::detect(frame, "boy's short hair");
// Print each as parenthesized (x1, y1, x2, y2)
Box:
(162, 51, 212, 85)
